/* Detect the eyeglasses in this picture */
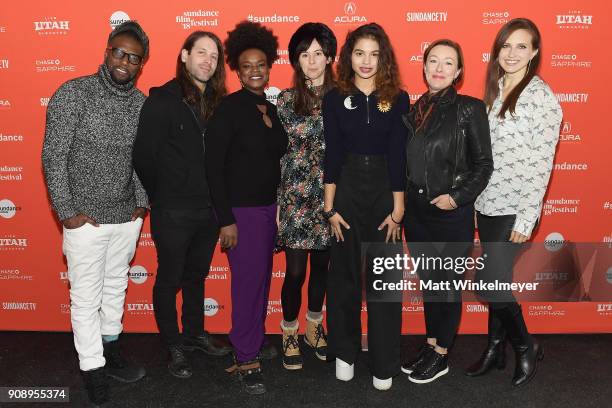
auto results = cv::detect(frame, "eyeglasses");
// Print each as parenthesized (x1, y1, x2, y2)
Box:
(106, 47, 143, 65)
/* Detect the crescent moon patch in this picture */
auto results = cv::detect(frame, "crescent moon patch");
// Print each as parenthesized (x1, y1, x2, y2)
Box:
(344, 96, 357, 110)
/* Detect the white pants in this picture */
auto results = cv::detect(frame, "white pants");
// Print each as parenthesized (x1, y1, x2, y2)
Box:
(63, 218, 143, 371)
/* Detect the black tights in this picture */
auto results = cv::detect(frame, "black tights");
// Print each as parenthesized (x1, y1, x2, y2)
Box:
(281, 248, 329, 322)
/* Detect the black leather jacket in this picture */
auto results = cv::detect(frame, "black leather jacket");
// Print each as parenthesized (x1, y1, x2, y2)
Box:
(402, 87, 493, 206)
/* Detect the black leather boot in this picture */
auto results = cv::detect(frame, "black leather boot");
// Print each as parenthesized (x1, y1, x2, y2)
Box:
(103, 340, 146, 383)
(182, 331, 233, 356)
(168, 344, 192, 379)
(465, 309, 506, 376)
(497, 304, 544, 387)
(81, 367, 109, 405)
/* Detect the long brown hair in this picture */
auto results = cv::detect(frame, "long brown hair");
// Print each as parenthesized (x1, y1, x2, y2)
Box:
(336, 23, 402, 104)
(288, 23, 337, 116)
(484, 18, 541, 117)
(176, 31, 227, 119)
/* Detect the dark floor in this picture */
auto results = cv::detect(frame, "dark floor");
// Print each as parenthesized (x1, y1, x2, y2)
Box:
(0, 332, 611, 408)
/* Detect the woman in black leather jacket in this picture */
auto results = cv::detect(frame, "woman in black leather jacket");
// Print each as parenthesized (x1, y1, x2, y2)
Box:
(401, 39, 493, 384)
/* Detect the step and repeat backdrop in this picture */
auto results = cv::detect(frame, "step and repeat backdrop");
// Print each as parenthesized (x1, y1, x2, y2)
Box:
(1, 0, 610, 334)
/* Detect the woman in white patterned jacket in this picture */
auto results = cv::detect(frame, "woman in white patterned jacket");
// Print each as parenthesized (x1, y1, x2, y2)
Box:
(467, 18, 562, 387)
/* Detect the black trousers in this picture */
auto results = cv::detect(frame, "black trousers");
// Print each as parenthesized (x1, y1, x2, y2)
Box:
(327, 154, 402, 379)
(281, 248, 329, 322)
(151, 207, 219, 346)
(475, 212, 522, 309)
(404, 187, 474, 349)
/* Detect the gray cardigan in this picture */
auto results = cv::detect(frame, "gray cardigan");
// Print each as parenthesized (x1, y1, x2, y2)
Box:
(42, 64, 148, 224)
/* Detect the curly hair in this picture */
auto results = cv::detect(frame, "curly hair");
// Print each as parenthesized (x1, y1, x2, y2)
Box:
(336, 23, 402, 105)
(224, 21, 279, 70)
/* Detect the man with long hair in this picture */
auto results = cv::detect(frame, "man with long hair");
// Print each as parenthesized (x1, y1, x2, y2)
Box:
(133, 31, 232, 379)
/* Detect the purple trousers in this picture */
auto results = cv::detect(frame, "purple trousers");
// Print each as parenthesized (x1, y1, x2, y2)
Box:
(227, 204, 277, 362)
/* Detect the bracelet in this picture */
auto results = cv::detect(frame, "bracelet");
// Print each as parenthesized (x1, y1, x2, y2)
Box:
(390, 213, 402, 224)
(322, 209, 337, 220)
(448, 196, 457, 209)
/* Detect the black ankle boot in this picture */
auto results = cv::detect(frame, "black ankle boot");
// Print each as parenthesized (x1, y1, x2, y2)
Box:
(497, 304, 544, 386)
(168, 344, 192, 379)
(465, 309, 506, 377)
(103, 340, 146, 383)
(82, 367, 109, 405)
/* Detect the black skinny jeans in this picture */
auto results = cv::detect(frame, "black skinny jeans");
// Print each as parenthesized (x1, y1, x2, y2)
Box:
(151, 207, 219, 346)
(404, 187, 474, 349)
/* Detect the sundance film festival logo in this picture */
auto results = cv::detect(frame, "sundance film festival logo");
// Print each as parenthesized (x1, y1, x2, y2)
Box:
(0, 99, 11, 109)
(405, 11, 448, 22)
(551, 54, 592, 69)
(556, 11, 592, 29)
(0, 165, 23, 182)
(128, 265, 153, 285)
(482, 11, 510, 25)
(176, 10, 219, 30)
(109, 11, 130, 29)
(0, 235, 27, 250)
(34, 17, 70, 35)
(559, 122, 582, 143)
(0, 199, 21, 218)
(267, 299, 282, 316)
(138, 232, 154, 248)
(555, 92, 589, 103)
(204, 298, 224, 317)
(209, 265, 229, 280)
(334, 2, 367, 24)
(274, 49, 290, 66)
(0, 133, 23, 143)
(543, 198, 580, 216)
(35, 59, 76, 73)
(2, 302, 37, 311)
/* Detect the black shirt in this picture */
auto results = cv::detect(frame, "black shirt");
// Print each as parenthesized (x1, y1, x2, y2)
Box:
(205, 88, 288, 227)
(406, 129, 426, 187)
(322, 88, 409, 191)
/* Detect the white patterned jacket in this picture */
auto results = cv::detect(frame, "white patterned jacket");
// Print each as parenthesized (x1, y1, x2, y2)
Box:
(475, 75, 563, 236)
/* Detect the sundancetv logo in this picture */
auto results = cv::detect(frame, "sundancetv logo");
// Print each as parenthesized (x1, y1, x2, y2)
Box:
(34, 17, 70, 35)
(0, 199, 21, 218)
(109, 11, 130, 29)
(555, 93, 589, 103)
(466, 304, 488, 313)
(265, 86, 281, 105)
(544, 232, 565, 252)
(204, 298, 223, 317)
(0, 59, 8, 69)
(128, 265, 152, 285)
(2, 302, 37, 311)
(334, 2, 367, 25)
(556, 12, 592, 29)
(405, 11, 448, 23)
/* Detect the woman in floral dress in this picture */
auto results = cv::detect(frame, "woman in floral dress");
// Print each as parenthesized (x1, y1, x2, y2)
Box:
(276, 22, 336, 370)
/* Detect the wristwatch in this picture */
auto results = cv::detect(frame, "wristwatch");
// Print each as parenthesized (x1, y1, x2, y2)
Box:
(322, 209, 337, 220)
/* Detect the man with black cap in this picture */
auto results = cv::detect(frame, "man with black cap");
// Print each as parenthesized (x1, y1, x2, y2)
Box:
(42, 20, 150, 405)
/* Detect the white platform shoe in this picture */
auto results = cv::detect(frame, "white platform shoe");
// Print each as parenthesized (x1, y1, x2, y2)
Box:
(335, 358, 354, 381)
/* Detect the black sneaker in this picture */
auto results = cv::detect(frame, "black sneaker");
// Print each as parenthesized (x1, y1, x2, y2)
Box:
(82, 367, 109, 405)
(182, 331, 233, 357)
(257, 342, 278, 360)
(103, 340, 146, 383)
(168, 344, 192, 379)
(408, 350, 449, 384)
(401, 344, 434, 374)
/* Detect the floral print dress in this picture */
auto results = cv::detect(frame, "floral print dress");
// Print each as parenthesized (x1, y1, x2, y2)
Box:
(276, 88, 331, 250)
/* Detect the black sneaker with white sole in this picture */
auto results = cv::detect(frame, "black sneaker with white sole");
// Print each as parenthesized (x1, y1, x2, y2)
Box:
(401, 344, 434, 374)
(408, 350, 449, 384)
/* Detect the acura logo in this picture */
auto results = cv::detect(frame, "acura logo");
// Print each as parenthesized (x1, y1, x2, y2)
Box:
(421, 41, 431, 53)
(562, 122, 571, 134)
(344, 2, 356, 15)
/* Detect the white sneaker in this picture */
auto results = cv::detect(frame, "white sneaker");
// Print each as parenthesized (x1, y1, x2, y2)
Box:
(335, 358, 354, 381)
(373, 376, 392, 390)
